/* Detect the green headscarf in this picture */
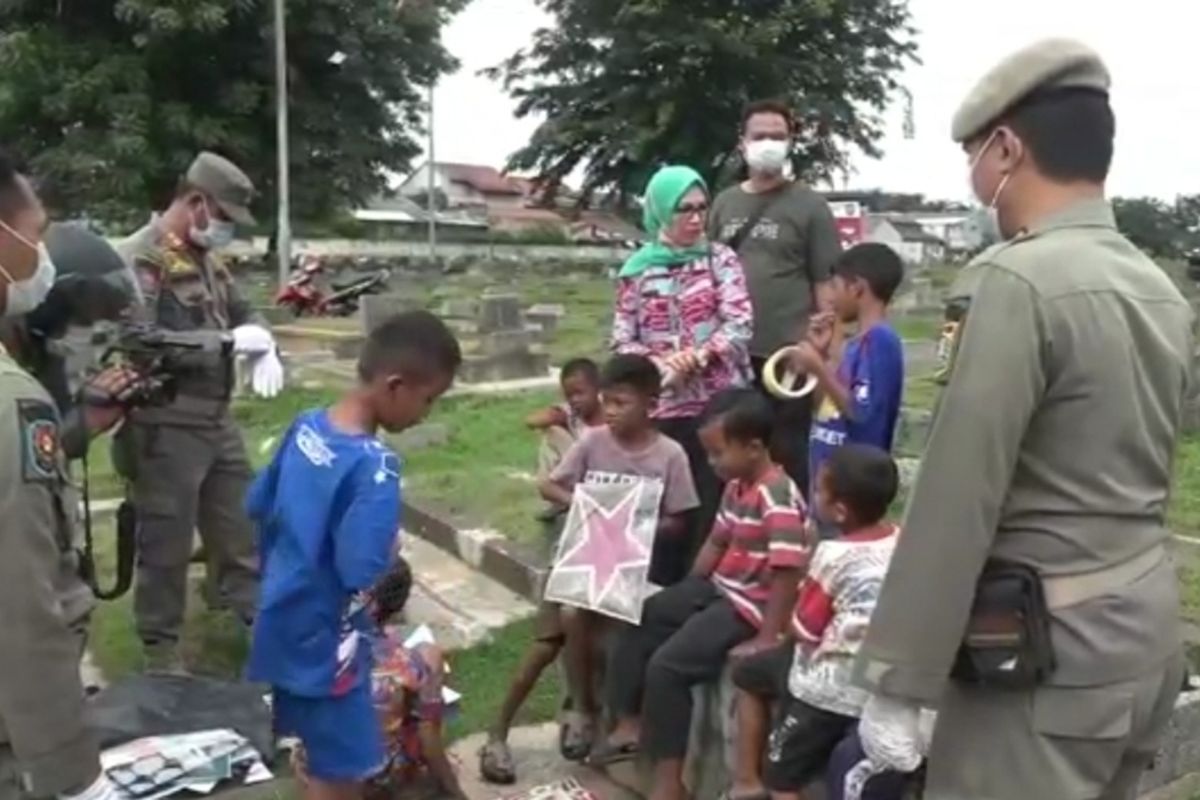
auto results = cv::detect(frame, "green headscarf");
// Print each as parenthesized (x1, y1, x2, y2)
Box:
(618, 165, 710, 279)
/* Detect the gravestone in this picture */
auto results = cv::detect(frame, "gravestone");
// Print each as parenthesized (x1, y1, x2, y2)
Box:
(360, 292, 421, 334)
(480, 328, 534, 356)
(479, 292, 523, 333)
(526, 303, 566, 336)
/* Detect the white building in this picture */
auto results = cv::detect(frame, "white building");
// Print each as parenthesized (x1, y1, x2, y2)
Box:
(867, 216, 947, 265)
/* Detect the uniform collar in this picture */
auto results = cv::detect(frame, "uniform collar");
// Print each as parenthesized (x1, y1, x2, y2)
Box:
(1024, 196, 1115, 236)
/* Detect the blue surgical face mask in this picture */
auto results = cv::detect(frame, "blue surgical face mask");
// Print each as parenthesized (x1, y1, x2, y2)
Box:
(0, 220, 55, 316)
(189, 199, 236, 251)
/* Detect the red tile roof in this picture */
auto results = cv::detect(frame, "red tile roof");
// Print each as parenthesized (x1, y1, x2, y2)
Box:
(438, 162, 524, 196)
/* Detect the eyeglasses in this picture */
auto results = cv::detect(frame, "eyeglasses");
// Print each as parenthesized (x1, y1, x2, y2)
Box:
(675, 202, 708, 219)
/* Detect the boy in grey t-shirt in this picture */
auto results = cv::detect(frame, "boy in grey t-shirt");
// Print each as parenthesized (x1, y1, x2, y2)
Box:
(479, 355, 697, 785)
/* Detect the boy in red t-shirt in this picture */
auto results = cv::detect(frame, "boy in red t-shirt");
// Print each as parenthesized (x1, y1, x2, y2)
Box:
(592, 388, 810, 800)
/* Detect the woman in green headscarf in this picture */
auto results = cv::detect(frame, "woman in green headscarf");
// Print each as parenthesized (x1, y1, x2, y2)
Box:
(610, 164, 754, 580)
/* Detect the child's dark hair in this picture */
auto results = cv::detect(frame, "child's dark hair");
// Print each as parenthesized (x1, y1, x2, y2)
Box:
(357, 310, 462, 383)
(824, 444, 899, 525)
(600, 353, 661, 397)
(371, 557, 413, 626)
(700, 388, 774, 446)
(561, 357, 600, 385)
(833, 243, 904, 304)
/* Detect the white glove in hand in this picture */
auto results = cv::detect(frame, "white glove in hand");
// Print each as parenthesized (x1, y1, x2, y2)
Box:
(60, 774, 119, 800)
(233, 324, 275, 356)
(859, 694, 927, 773)
(250, 349, 285, 399)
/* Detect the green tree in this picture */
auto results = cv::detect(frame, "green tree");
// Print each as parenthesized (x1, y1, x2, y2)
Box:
(488, 0, 916, 205)
(1113, 196, 1186, 259)
(0, 0, 466, 226)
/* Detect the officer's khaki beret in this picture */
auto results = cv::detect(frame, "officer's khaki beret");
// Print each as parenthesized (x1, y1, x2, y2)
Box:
(186, 152, 257, 227)
(951, 39, 1111, 143)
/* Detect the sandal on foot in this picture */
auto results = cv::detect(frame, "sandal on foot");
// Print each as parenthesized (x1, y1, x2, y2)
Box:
(478, 740, 517, 785)
(586, 739, 639, 767)
(559, 710, 595, 762)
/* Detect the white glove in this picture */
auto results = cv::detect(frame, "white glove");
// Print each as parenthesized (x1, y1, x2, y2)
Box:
(858, 694, 929, 773)
(233, 324, 275, 356)
(250, 349, 285, 399)
(60, 774, 120, 800)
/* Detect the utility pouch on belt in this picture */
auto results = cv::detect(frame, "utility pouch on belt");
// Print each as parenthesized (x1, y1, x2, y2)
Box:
(951, 559, 1056, 689)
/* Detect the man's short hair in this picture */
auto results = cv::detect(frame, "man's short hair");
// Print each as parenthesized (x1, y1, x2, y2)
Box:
(700, 388, 774, 447)
(371, 557, 413, 625)
(357, 310, 462, 383)
(741, 99, 795, 135)
(0, 149, 32, 221)
(999, 87, 1114, 183)
(561, 357, 600, 385)
(824, 444, 898, 525)
(600, 353, 661, 398)
(834, 243, 905, 304)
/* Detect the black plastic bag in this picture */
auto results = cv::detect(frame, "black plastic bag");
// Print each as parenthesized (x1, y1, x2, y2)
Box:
(86, 674, 274, 762)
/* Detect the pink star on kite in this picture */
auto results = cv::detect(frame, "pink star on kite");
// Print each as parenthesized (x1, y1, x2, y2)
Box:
(556, 485, 650, 606)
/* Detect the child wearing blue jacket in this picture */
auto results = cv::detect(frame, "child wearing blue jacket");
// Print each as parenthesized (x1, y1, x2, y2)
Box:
(245, 311, 461, 800)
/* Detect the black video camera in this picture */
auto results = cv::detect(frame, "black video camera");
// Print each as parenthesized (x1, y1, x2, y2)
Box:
(92, 322, 235, 407)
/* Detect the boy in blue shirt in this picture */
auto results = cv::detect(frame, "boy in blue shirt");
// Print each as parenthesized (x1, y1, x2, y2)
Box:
(792, 243, 905, 534)
(245, 310, 461, 800)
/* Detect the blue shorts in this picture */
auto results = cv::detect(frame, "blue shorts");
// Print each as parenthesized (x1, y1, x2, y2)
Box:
(274, 681, 385, 783)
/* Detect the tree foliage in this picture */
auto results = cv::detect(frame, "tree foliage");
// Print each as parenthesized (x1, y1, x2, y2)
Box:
(1112, 195, 1200, 260)
(0, 0, 466, 226)
(488, 0, 917, 205)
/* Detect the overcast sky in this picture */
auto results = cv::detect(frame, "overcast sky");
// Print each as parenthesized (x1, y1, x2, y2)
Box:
(428, 0, 1199, 203)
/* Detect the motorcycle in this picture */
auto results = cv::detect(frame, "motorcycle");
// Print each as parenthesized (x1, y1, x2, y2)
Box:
(275, 255, 391, 318)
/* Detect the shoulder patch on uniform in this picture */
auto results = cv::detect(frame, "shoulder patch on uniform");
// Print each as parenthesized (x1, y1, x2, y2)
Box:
(17, 399, 59, 483)
(164, 249, 199, 276)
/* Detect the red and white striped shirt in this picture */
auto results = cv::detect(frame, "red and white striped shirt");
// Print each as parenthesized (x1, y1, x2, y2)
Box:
(708, 465, 810, 627)
(789, 524, 898, 717)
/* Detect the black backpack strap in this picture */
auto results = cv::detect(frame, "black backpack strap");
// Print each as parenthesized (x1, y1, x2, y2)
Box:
(723, 189, 788, 252)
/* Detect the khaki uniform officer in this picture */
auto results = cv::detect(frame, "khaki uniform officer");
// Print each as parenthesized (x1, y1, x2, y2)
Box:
(853, 40, 1194, 799)
(0, 154, 128, 800)
(116, 152, 283, 672)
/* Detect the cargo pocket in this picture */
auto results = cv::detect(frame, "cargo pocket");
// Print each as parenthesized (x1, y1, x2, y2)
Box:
(1032, 684, 1134, 796)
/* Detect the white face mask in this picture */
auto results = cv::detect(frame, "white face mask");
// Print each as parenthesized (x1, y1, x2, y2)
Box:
(745, 139, 790, 174)
(189, 200, 236, 251)
(968, 130, 1013, 242)
(0, 221, 55, 316)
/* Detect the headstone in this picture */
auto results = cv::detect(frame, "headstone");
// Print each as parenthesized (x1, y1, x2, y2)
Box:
(361, 293, 421, 334)
(480, 329, 534, 356)
(441, 298, 478, 319)
(526, 303, 566, 336)
(479, 292, 523, 333)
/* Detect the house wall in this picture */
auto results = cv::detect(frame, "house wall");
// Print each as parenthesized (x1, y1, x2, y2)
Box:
(868, 221, 921, 264)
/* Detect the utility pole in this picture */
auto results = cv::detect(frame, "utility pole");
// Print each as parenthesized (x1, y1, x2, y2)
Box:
(426, 82, 437, 260)
(273, 0, 292, 288)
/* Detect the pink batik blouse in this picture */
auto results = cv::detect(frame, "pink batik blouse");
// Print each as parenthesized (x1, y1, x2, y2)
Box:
(611, 243, 754, 419)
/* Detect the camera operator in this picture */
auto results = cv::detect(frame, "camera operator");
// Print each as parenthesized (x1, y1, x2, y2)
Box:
(0, 153, 123, 800)
(114, 152, 284, 673)
(2, 222, 143, 460)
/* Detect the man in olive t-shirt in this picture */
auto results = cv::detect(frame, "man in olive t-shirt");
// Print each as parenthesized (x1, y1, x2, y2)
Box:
(709, 99, 843, 494)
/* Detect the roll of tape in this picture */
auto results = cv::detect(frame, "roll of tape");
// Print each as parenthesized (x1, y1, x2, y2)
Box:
(762, 347, 818, 399)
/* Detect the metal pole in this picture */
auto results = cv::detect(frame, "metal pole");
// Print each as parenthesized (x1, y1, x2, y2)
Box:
(274, 0, 292, 288)
(427, 82, 437, 259)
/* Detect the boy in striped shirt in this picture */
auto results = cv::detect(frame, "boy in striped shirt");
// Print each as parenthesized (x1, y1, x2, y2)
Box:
(593, 389, 809, 800)
(729, 444, 906, 800)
